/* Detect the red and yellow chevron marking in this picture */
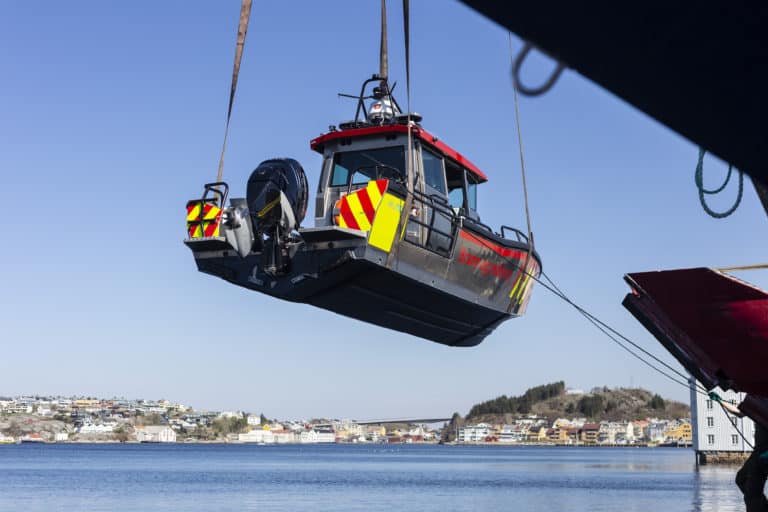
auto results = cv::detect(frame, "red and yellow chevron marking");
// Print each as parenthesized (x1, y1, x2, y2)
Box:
(333, 179, 388, 231)
(186, 200, 222, 238)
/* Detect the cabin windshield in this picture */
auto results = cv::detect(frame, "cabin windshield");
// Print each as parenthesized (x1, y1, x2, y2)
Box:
(330, 146, 405, 187)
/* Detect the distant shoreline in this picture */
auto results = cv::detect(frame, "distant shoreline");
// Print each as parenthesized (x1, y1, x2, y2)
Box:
(1, 441, 695, 448)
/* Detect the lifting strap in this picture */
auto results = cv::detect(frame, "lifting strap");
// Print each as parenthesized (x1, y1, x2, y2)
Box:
(216, 0, 253, 184)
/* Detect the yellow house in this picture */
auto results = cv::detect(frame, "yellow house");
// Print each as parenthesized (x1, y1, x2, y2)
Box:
(367, 426, 386, 438)
(664, 422, 692, 441)
(546, 427, 569, 443)
(526, 426, 547, 443)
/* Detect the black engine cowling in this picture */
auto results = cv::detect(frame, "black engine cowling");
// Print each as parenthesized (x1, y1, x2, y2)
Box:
(246, 158, 308, 275)
(246, 158, 308, 232)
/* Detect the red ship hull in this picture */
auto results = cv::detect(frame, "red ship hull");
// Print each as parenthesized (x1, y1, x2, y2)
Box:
(623, 267, 768, 426)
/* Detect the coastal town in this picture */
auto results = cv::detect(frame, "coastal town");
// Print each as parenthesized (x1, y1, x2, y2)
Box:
(0, 394, 693, 446)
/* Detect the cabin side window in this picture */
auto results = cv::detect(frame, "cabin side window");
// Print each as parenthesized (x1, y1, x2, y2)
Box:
(446, 161, 465, 210)
(466, 174, 478, 211)
(445, 161, 480, 217)
(329, 146, 405, 187)
(421, 148, 446, 194)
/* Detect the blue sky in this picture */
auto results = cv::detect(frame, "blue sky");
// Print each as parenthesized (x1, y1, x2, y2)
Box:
(1, 1, 765, 419)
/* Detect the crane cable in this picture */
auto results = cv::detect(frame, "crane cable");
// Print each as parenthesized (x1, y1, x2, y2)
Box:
(462, 215, 707, 398)
(537, 270, 709, 396)
(507, 34, 538, 317)
(534, 266, 762, 446)
(403, 0, 413, 200)
(503, 38, 713, 400)
(215, 0, 253, 185)
(387, 0, 414, 269)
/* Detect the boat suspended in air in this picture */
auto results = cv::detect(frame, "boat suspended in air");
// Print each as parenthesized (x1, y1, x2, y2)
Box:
(184, 74, 540, 346)
(184, 72, 540, 347)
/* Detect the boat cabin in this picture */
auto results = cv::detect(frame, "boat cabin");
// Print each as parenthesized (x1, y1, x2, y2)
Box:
(311, 122, 490, 256)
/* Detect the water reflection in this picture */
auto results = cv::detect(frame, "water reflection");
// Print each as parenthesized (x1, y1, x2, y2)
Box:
(692, 464, 742, 512)
(0, 445, 752, 512)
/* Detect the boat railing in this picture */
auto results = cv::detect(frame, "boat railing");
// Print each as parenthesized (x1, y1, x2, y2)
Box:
(404, 188, 457, 257)
(500, 225, 529, 243)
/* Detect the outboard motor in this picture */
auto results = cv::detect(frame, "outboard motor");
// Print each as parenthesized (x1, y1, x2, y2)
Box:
(246, 158, 308, 275)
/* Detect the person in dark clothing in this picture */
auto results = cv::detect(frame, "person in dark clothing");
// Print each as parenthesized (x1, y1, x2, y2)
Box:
(722, 400, 768, 512)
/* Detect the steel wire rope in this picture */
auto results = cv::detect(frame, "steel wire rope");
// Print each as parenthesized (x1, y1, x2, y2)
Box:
(508, 34, 537, 313)
(504, 34, 703, 397)
(508, 34, 534, 250)
(538, 271, 701, 390)
(538, 267, 759, 448)
(386, 0, 415, 269)
(403, 0, 413, 196)
(463, 224, 710, 397)
(538, 272, 703, 394)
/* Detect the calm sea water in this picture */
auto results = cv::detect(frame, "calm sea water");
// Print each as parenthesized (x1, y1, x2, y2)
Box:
(0, 444, 744, 511)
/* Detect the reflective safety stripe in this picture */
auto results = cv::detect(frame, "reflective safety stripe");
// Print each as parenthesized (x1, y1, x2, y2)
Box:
(331, 179, 403, 252)
(186, 200, 222, 238)
(509, 259, 539, 304)
(368, 192, 404, 252)
(333, 179, 388, 232)
(187, 202, 221, 221)
(345, 192, 371, 231)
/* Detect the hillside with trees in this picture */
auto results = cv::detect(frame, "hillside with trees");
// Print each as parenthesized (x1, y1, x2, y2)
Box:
(466, 382, 689, 424)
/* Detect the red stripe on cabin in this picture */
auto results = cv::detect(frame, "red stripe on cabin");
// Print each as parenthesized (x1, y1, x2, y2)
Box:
(459, 230, 526, 260)
(339, 198, 360, 230)
(375, 179, 388, 195)
(356, 188, 376, 223)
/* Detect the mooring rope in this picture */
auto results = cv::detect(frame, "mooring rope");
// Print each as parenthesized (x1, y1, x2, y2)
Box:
(695, 148, 744, 219)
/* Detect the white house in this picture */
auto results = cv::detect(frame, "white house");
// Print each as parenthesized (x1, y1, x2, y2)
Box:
(273, 431, 296, 443)
(690, 379, 754, 458)
(77, 423, 116, 434)
(499, 425, 528, 443)
(239, 428, 274, 443)
(135, 426, 176, 443)
(300, 429, 335, 443)
(0, 433, 16, 443)
(458, 423, 491, 443)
